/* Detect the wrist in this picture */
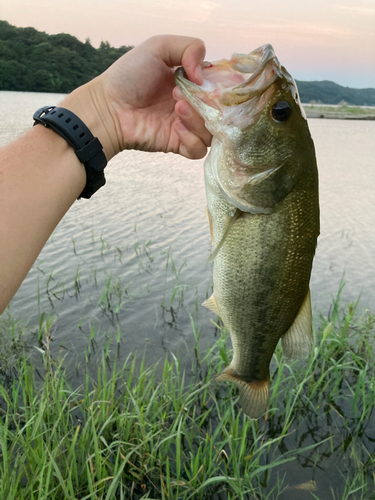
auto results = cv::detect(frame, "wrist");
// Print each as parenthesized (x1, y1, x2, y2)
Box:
(60, 76, 122, 161)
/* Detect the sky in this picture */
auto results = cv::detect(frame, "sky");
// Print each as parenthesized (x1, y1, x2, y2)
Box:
(2, 0, 375, 88)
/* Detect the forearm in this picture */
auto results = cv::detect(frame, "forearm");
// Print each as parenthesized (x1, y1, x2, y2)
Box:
(0, 124, 86, 313)
(0, 75, 121, 313)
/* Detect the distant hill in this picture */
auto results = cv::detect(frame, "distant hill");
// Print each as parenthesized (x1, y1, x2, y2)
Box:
(0, 20, 132, 93)
(295, 80, 375, 106)
(0, 20, 374, 105)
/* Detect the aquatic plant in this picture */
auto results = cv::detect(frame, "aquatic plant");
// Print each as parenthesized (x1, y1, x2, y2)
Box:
(0, 294, 374, 499)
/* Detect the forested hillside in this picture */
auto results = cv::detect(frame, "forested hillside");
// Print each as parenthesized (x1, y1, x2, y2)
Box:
(1, 20, 374, 105)
(296, 80, 375, 106)
(0, 20, 132, 93)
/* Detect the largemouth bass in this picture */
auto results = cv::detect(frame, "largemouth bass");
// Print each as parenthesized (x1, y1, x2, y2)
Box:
(175, 44, 319, 419)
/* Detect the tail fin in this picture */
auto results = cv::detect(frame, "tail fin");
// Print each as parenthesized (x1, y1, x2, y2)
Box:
(217, 366, 270, 419)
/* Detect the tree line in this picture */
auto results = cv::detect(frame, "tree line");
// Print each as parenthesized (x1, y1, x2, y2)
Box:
(0, 20, 132, 93)
(295, 80, 375, 107)
(1, 20, 374, 105)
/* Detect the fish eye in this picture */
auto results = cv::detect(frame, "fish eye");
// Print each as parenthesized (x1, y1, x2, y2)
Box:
(272, 101, 292, 122)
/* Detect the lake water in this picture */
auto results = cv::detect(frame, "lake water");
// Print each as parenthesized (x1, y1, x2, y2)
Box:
(1, 90, 375, 364)
(1, 90, 375, 498)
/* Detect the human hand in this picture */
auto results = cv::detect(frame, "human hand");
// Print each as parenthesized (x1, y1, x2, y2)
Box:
(64, 35, 212, 161)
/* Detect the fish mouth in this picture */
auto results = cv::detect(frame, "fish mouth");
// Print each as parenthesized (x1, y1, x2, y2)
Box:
(175, 44, 305, 214)
(175, 44, 302, 133)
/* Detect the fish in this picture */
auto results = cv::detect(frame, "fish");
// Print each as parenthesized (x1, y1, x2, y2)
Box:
(175, 44, 319, 419)
(286, 480, 317, 491)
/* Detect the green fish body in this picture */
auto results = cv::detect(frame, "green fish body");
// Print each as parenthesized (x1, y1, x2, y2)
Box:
(175, 44, 319, 419)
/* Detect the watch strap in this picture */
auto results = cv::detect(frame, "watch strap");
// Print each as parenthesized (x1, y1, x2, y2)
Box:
(33, 106, 107, 199)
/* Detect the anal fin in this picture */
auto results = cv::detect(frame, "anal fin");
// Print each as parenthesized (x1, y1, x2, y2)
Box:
(217, 366, 270, 420)
(281, 289, 313, 360)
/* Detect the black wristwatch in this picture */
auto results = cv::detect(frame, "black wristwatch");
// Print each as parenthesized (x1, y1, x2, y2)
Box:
(33, 106, 107, 199)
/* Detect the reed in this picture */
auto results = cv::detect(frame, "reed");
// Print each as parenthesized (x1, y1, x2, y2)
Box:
(0, 293, 374, 500)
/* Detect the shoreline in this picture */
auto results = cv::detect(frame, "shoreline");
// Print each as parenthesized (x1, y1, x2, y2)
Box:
(1, 90, 374, 120)
(305, 110, 375, 120)
(303, 104, 375, 120)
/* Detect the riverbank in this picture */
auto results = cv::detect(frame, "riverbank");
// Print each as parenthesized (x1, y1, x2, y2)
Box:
(304, 104, 375, 120)
(0, 296, 374, 499)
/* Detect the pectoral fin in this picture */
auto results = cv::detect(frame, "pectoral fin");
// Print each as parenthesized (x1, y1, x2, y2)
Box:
(209, 209, 243, 261)
(281, 289, 313, 360)
(217, 366, 270, 419)
(205, 206, 214, 245)
(202, 293, 220, 315)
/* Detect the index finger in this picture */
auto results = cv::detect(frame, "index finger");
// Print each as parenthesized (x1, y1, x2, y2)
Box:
(148, 35, 206, 85)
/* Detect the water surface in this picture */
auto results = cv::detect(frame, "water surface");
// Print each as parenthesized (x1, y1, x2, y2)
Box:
(1, 91, 374, 354)
(1, 90, 375, 499)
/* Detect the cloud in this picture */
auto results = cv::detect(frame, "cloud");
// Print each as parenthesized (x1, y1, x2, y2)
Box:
(211, 19, 360, 46)
(126, 0, 221, 23)
(334, 4, 375, 15)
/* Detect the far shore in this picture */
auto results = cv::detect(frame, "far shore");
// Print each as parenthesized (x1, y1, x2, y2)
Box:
(305, 110, 375, 120)
(303, 104, 375, 120)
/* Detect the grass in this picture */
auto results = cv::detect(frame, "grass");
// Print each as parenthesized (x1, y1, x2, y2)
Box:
(303, 104, 375, 116)
(1, 290, 375, 499)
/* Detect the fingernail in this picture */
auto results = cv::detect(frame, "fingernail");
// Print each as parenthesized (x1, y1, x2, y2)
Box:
(173, 86, 184, 100)
(195, 65, 203, 84)
(178, 103, 192, 118)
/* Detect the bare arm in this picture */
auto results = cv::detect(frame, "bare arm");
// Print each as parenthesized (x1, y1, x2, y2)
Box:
(0, 35, 211, 313)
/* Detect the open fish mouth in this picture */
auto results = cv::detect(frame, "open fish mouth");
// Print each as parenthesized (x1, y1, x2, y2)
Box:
(175, 44, 307, 215)
(191, 44, 279, 106)
(175, 43, 305, 133)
